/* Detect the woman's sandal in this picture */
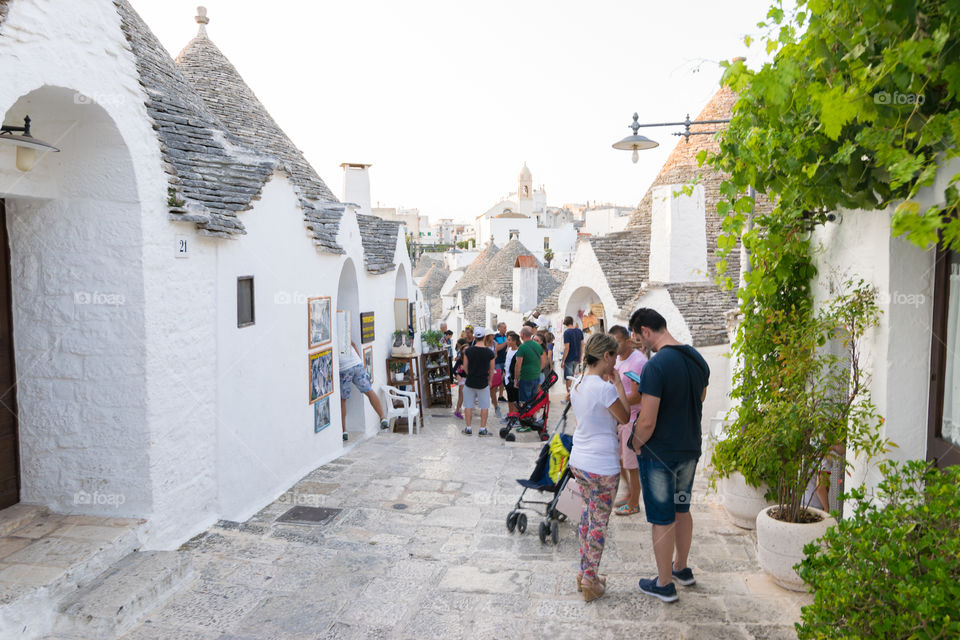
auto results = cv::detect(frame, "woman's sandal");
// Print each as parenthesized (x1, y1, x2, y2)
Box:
(580, 576, 606, 602)
(614, 504, 641, 516)
(576, 573, 607, 592)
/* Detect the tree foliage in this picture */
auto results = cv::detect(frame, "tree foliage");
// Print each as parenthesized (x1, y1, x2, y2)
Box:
(706, 0, 959, 520)
(796, 460, 960, 639)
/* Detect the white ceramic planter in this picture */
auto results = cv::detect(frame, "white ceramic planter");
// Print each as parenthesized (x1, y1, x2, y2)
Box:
(756, 505, 835, 591)
(720, 472, 775, 530)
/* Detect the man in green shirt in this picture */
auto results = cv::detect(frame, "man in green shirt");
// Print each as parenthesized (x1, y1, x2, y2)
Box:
(514, 327, 545, 403)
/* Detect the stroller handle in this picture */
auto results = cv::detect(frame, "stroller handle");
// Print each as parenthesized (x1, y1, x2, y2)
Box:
(561, 402, 572, 420)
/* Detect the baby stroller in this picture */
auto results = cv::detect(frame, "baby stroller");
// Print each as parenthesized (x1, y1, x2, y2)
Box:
(499, 370, 559, 442)
(505, 403, 573, 544)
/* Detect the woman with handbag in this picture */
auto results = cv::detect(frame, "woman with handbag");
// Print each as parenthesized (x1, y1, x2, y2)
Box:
(568, 332, 630, 602)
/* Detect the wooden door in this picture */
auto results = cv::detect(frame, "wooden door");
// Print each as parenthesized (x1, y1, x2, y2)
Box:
(0, 201, 19, 509)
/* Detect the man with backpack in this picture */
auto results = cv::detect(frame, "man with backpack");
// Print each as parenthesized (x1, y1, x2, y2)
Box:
(628, 308, 709, 604)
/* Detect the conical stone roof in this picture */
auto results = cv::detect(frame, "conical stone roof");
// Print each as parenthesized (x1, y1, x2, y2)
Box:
(173, 10, 350, 255)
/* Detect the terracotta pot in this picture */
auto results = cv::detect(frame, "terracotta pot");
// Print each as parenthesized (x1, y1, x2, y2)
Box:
(720, 472, 776, 530)
(756, 505, 835, 591)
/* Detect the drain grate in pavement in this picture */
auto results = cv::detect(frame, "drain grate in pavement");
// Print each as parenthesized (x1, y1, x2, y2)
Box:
(392, 503, 408, 510)
(275, 506, 341, 526)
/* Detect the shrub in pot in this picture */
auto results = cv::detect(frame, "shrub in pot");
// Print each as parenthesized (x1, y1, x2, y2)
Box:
(421, 329, 442, 351)
(720, 280, 888, 590)
(796, 460, 960, 639)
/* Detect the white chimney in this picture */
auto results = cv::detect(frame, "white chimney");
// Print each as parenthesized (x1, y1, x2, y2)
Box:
(512, 255, 539, 312)
(649, 184, 708, 283)
(341, 163, 372, 215)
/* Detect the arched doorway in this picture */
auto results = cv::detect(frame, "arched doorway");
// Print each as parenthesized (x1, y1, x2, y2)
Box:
(565, 286, 607, 333)
(337, 258, 363, 440)
(1, 86, 146, 513)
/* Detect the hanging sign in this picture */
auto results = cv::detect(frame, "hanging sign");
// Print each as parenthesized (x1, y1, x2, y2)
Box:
(360, 311, 375, 344)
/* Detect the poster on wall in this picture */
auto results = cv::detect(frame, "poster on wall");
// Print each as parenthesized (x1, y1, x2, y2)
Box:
(409, 302, 417, 333)
(362, 345, 374, 383)
(360, 311, 375, 344)
(394, 298, 408, 332)
(308, 296, 331, 349)
(336, 310, 351, 356)
(314, 396, 331, 433)
(309, 348, 334, 404)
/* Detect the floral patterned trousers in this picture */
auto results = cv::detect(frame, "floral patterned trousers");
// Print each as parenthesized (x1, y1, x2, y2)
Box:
(571, 467, 620, 582)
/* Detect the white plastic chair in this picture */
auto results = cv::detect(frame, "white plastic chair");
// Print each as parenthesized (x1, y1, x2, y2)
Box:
(382, 385, 421, 435)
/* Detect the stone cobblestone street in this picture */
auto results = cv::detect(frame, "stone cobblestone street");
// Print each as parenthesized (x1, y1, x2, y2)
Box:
(119, 404, 811, 640)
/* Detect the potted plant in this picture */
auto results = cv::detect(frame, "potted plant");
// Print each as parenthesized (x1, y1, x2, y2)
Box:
(391, 329, 414, 357)
(389, 361, 407, 383)
(717, 280, 887, 590)
(421, 329, 442, 352)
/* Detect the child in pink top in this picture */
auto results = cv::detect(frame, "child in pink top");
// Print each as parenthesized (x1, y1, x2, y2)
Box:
(610, 325, 647, 515)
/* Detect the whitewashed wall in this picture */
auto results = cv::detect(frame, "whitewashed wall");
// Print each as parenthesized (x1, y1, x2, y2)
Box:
(557, 240, 620, 326)
(810, 157, 958, 497)
(0, 0, 193, 543)
(628, 286, 694, 345)
(214, 178, 412, 525)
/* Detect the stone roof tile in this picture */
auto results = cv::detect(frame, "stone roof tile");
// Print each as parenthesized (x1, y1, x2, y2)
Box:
(355, 213, 403, 274)
(587, 230, 649, 308)
(115, 0, 277, 239)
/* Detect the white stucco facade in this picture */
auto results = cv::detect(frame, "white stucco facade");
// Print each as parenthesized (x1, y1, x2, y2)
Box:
(808, 157, 960, 496)
(0, 0, 414, 549)
(557, 240, 621, 329)
(650, 184, 708, 283)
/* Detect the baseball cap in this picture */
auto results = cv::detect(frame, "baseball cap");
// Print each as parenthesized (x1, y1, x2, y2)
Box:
(473, 327, 486, 339)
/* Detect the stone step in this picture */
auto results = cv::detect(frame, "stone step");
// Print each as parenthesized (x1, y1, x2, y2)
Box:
(0, 515, 144, 639)
(0, 504, 49, 537)
(53, 551, 194, 639)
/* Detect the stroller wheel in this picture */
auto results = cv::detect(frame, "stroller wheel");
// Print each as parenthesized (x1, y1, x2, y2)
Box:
(538, 520, 548, 543)
(539, 431, 549, 441)
(506, 511, 519, 533)
(499, 427, 509, 439)
(517, 513, 527, 534)
(505, 432, 516, 442)
(550, 520, 559, 544)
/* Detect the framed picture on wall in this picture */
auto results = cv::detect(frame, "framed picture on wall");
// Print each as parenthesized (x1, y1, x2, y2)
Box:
(362, 345, 374, 383)
(314, 396, 331, 433)
(394, 298, 408, 332)
(309, 348, 334, 404)
(308, 296, 332, 349)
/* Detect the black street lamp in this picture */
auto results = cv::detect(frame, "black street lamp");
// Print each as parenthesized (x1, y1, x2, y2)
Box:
(613, 112, 731, 162)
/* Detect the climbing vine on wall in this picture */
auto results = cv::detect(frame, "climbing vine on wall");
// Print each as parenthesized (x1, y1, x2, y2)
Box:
(705, 0, 960, 484)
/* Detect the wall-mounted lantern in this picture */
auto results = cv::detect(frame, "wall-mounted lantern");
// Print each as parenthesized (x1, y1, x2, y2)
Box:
(0, 115, 60, 172)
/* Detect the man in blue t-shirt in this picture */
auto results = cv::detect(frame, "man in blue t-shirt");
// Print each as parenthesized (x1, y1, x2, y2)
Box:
(628, 307, 709, 604)
(560, 316, 584, 394)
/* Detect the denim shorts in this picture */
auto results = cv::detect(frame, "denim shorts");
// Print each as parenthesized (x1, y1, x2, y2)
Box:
(517, 378, 539, 403)
(339, 364, 372, 400)
(563, 361, 578, 380)
(637, 456, 698, 525)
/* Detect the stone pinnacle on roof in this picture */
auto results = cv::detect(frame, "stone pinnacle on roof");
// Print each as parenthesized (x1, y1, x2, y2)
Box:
(195, 6, 208, 37)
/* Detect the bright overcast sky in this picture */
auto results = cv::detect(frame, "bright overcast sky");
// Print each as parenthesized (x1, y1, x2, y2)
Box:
(130, 0, 780, 224)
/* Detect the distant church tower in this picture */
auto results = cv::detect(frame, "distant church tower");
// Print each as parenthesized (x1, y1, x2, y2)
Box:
(518, 162, 532, 201)
(517, 162, 533, 216)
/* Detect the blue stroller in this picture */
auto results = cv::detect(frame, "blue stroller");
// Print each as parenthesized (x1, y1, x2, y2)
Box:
(505, 404, 573, 544)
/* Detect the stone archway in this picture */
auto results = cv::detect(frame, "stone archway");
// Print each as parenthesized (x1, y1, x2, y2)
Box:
(336, 257, 363, 439)
(565, 286, 607, 332)
(1, 86, 147, 515)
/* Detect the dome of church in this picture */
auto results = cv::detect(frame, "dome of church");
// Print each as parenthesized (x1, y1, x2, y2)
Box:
(518, 162, 532, 181)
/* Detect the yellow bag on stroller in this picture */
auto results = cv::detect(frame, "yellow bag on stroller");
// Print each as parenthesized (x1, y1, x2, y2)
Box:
(548, 432, 571, 483)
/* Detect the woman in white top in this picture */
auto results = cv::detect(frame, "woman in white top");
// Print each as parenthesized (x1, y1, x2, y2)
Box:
(568, 332, 630, 602)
